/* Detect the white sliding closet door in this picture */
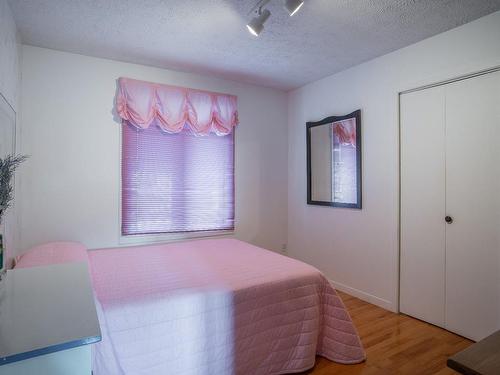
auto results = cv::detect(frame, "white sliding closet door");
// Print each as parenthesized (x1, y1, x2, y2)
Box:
(400, 86, 446, 328)
(400, 70, 500, 342)
(444, 72, 500, 341)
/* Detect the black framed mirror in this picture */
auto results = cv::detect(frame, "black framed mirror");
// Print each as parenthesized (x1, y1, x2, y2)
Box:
(306, 110, 362, 209)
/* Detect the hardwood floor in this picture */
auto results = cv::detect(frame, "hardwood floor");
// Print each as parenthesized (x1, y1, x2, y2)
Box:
(301, 291, 472, 375)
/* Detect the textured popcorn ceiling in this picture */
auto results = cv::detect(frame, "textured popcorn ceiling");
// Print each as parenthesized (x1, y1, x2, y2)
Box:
(8, 0, 500, 90)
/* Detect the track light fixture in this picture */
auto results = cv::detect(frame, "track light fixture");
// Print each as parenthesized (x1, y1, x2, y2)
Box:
(246, 0, 305, 36)
(284, 0, 304, 16)
(246, 8, 271, 37)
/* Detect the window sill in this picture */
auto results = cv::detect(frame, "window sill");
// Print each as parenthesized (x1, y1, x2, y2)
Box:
(119, 230, 235, 247)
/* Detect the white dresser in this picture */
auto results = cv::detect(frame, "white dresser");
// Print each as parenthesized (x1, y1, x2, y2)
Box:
(0, 262, 101, 374)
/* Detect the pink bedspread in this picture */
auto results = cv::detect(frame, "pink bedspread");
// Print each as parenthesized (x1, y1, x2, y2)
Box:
(89, 239, 365, 375)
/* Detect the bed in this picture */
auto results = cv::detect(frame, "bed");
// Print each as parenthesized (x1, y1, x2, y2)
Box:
(16, 239, 365, 374)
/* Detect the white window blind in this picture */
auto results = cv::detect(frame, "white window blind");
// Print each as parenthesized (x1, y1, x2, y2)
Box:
(121, 121, 234, 236)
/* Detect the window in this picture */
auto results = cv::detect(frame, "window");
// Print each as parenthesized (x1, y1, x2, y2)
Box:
(121, 121, 234, 236)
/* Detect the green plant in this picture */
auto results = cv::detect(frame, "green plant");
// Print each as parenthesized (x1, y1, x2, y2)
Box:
(0, 154, 28, 222)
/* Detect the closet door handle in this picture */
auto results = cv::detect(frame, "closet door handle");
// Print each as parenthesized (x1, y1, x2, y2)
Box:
(445, 216, 453, 224)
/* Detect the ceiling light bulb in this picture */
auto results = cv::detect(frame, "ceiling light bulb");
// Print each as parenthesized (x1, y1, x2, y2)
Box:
(246, 24, 259, 37)
(246, 8, 271, 36)
(284, 0, 304, 16)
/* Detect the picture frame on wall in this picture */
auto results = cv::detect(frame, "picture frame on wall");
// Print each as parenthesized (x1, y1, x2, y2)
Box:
(0, 95, 17, 272)
(306, 110, 362, 209)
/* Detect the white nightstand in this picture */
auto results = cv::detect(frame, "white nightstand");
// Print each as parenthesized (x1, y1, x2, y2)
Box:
(0, 262, 101, 374)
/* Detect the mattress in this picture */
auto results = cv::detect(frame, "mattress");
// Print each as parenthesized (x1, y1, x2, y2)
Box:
(88, 238, 365, 375)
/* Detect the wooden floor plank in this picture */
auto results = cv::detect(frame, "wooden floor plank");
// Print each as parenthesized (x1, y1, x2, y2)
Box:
(296, 291, 472, 374)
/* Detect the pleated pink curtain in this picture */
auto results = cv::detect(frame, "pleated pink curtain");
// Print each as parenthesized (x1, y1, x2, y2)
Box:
(116, 77, 238, 136)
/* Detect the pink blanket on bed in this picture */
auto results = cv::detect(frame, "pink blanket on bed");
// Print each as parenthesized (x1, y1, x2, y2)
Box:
(88, 239, 365, 375)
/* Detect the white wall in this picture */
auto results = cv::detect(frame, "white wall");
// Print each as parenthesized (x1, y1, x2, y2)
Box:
(288, 11, 500, 312)
(310, 124, 332, 202)
(18, 46, 288, 255)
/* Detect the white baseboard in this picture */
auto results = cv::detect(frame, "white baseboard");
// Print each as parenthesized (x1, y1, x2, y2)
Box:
(328, 279, 396, 312)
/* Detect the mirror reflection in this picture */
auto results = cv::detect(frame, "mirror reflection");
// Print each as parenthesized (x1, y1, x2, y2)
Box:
(307, 110, 361, 208)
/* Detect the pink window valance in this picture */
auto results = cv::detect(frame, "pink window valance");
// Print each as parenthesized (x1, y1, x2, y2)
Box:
(333, 118, 357, 147)
(116, 77, 238, 136)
